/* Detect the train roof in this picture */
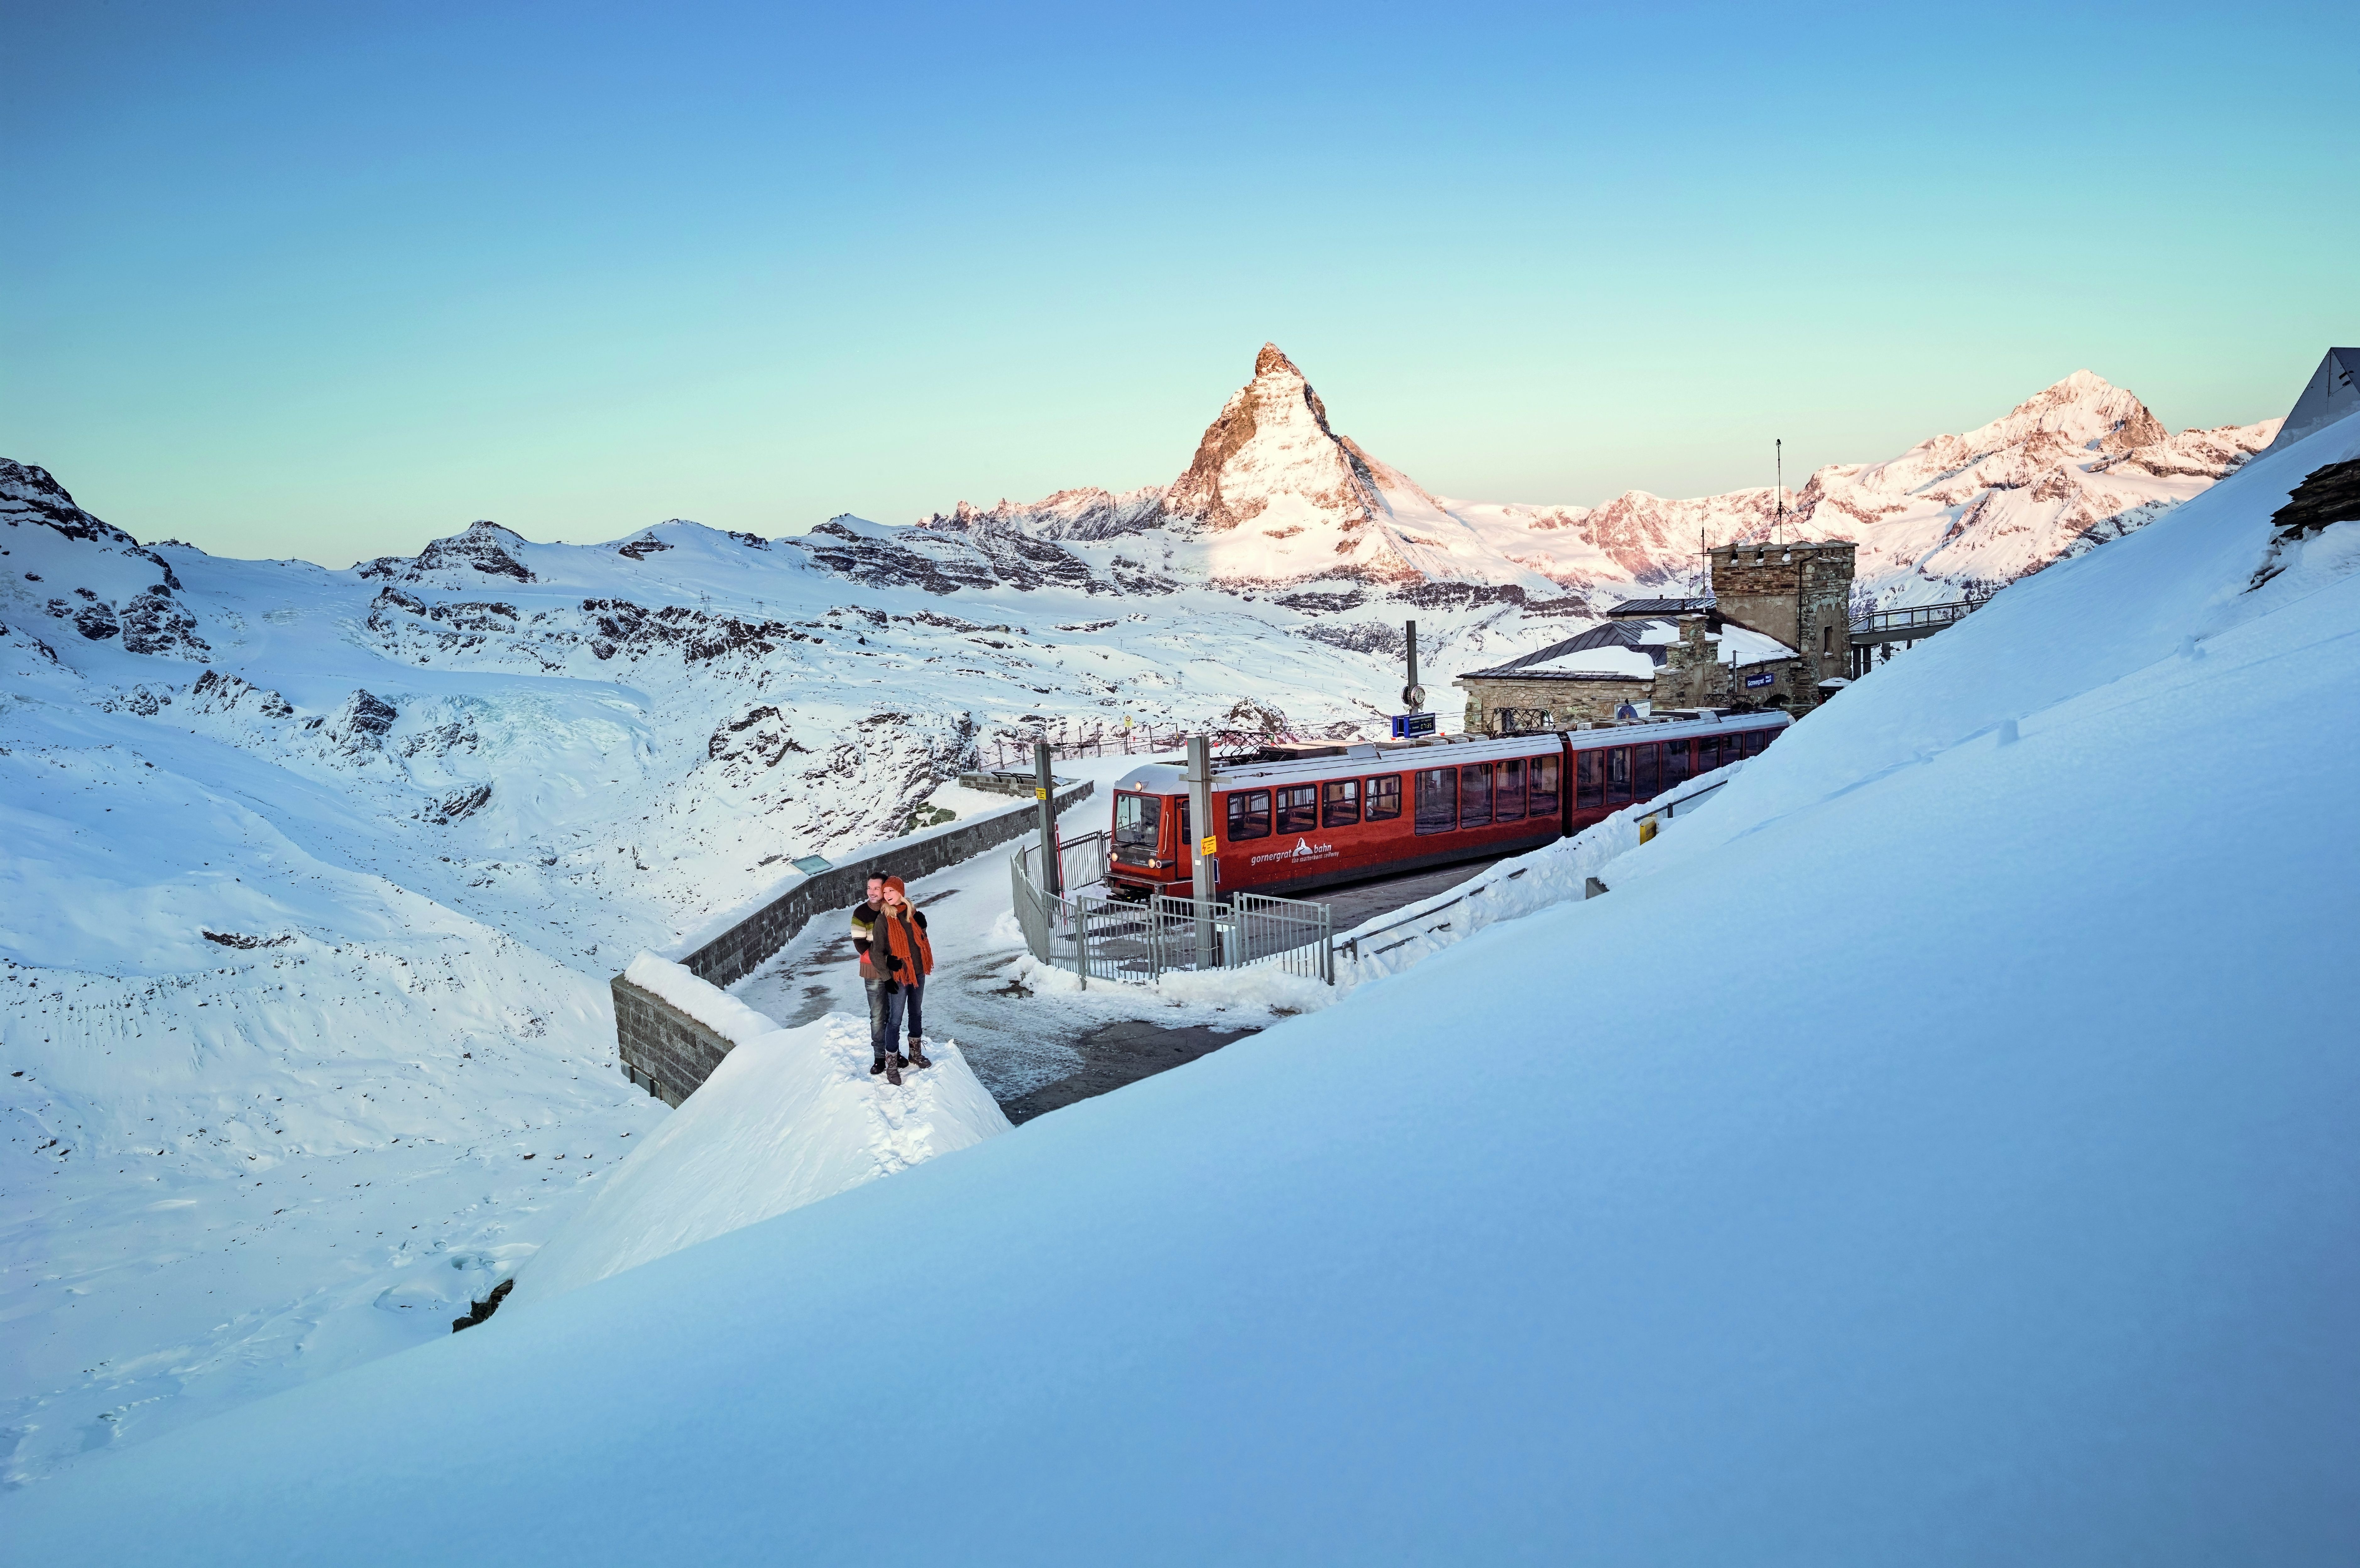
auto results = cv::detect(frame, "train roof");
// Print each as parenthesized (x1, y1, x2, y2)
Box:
(1110, 709, 1790, 793)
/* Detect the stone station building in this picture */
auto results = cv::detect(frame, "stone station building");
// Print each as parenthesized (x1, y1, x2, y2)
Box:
(1455, 539, 1857, 733)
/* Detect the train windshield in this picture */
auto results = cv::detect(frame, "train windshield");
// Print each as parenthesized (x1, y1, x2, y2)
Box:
(1113, 792, 1163, 856)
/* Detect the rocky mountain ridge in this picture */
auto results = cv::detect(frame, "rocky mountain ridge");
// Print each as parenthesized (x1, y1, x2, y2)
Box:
(915, 347, 2281, 608)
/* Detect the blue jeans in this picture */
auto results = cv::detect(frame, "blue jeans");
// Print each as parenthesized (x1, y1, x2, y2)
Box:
(866, 977, 924, 1058)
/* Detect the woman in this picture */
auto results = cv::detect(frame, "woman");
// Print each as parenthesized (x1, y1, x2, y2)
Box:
(867, 875, 935, 1081)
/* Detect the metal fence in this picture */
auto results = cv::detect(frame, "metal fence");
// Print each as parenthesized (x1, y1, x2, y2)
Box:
(1010, 834, 1334, 987)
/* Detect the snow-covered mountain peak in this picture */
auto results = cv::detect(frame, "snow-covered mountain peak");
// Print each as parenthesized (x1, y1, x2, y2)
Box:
(357, 519, 537, 585)
(1163, 340, 1354, 535)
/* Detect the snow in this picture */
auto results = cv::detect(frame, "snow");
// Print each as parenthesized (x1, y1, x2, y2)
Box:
(9, 392, 2353, 1558)
(519, 958, 1007, 1303)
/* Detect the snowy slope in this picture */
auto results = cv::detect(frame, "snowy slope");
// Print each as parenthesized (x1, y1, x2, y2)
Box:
(516, 957, 1007, 1303)
(9, 401, 2351, 1558)
(0, 462, 1476, 1487)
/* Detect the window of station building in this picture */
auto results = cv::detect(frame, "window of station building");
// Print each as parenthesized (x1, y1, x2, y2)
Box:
(1530, 754, 1561, 816)
(1576, 749, 1604, 810)
(1321, 778, 1361, 829)
(1276, 784, 1318, 834)
(1460, 762, 1493, 828)
(1661, 738, 1691, 789)
(1495, 756, 1527, 822)
(1633, 742, 1660, 800)
(1822, 624, 1833, 654)
(1413, 767, 1457, 834)
(1226, 789, 1271, 841)
(1114, 792, 1160, 856)
(1366, 773, 1403, 821)
(1606, 746, 1633, 806)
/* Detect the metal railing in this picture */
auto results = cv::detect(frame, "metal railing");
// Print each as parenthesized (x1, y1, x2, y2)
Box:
(1011, 836, 1333, 987)
(1850, 592, 1991, 636)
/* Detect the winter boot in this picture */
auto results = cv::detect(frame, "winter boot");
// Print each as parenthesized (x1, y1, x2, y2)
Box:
(884, 1054, 903, 1086)
(906, 1039, 933, 1070)
(869, 1053, 888, 1077)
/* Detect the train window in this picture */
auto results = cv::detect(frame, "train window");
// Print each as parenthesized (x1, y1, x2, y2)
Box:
(1460, 763, 1493, 828)
(1226, 790, 1271, 841)
(1495, 757, 1526, 822)
(1413, 768, 1457, 835)
(1696, 735, 1722, 772)
(1530, 754, 1560, 816)
(1321, 778, 1360, 829)
(1606, 747, 1632, 806)
(1576, 749, 1603, 809)
(1745, 727, 1770, 756)
(1633, 743, 1660, 801)
(1114, 793, 1160, 857)
(1366, 774, 1403, 821)
(1661, 739, 1691, 789)
(1277, 784, 1318, 834)
(1176, 797, 1190, 853)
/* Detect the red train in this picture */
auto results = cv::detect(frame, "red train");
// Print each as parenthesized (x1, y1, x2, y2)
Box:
(1104, 710, 1791, 899)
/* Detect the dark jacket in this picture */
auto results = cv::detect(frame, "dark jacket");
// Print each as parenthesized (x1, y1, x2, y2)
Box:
(853, 901, 929, 983)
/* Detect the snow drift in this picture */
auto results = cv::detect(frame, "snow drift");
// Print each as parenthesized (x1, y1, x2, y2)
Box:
(518, 957, 1008, 1302)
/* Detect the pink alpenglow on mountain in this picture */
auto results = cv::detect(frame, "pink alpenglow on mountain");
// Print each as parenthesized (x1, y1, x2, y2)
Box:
(921, 348, 2280, 608)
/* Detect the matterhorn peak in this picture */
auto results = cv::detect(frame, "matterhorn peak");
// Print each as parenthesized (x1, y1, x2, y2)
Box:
(1254, 342, 1302, 379)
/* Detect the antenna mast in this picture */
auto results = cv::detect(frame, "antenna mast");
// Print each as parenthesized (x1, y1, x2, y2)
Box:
(1775, 437, 1785, 548)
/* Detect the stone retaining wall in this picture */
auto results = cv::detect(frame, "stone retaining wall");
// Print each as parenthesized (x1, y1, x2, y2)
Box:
(612, 975, 735, 1109)
(613, 779, 1094, 1104)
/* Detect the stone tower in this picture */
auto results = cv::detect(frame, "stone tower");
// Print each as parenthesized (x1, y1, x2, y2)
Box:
(1709, 538, 1856, 706)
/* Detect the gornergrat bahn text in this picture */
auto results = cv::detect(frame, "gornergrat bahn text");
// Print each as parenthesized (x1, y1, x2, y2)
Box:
(1106, 711, 1789, 899)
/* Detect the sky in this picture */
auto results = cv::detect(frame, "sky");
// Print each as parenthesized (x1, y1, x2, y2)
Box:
(5, 0, 2355, 566)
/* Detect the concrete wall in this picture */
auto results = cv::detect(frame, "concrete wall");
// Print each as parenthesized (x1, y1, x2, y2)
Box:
(612, 778, 1094, 1105)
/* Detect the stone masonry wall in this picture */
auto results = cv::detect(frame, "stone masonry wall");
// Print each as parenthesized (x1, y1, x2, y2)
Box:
(612, 779, 1094, 1105)
(1709, 540, 1855, 710)
(675, 778, 1093, 990)
(612, 975, 735, 1109)
(1458, 674, 1653, 733)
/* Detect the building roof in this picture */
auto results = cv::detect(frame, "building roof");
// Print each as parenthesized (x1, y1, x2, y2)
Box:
(1461, 618, 1673, 682)
(1606, 596, 1714, 618)
(2264, 347, 2360, 454)
(1460, 617, 1797, 683)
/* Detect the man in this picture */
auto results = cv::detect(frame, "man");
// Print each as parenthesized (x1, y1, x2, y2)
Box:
(851, 872, 934, 1082)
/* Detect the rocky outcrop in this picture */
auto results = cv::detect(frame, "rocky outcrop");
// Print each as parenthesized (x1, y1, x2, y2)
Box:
(358, 521, 536, 585)
(326, 690, 398, 754)
(1, 461, 136, 547)
(184, 668, 294, 718)
(120, 586, 210, 659)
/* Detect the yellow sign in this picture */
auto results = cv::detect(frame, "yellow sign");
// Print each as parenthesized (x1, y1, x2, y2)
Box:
(1199, 836, 1217, 857)
(1034, 787, 1047, 800)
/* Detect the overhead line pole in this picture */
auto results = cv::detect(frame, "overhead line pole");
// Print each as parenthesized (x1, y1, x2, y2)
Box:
(1185, 734, 1216, 969)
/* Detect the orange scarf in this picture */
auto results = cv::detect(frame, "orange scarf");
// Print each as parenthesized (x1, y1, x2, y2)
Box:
(880, 905, 933, 981)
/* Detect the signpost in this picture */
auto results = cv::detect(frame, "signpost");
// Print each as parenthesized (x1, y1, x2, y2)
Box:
(1392, 617, 1433, 738)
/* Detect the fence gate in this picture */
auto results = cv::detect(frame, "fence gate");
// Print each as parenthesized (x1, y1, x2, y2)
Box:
(1010, 833, 1332, 988)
